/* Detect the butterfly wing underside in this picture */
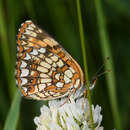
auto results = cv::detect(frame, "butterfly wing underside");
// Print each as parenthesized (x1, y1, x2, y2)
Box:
(15, 20, 84, 100)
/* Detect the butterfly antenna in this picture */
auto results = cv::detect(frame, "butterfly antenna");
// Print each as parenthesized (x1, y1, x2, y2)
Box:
(89, 69, 111, 90)
(89, 57, 110, 90)
(96, 69, 111, 78)
(93, 57, 110, 77)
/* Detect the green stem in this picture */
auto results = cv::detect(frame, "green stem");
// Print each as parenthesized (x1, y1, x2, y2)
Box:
(94, 0, 122, 129)
(24, 0, 36, 19)
(0, 0, 15, 99)
(4, 91, 21, 130)
(76, 0, 94, 129)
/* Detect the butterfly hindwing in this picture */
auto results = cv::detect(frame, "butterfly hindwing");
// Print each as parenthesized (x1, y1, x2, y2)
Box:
(16, 20, 84, 100)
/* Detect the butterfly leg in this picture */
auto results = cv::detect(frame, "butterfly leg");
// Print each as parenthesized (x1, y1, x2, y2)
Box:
(81, 89, 87, 109)
(60, 88, 76, 107)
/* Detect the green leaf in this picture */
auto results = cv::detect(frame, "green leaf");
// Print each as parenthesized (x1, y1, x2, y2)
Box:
(4, 91, 21, 130)
(94, 0, 122, 129)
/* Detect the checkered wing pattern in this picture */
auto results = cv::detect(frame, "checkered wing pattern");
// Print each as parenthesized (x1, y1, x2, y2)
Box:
(15, 20, 84, 100)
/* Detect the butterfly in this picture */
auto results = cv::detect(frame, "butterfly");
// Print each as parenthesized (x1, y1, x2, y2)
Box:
(15, 20, 86, 101)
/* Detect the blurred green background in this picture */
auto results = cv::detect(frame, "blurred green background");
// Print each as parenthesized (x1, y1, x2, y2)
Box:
(0, 0, 129, 130)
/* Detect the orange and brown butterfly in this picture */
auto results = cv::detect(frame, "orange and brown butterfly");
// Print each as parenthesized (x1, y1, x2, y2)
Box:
(15, 20, 85, 100)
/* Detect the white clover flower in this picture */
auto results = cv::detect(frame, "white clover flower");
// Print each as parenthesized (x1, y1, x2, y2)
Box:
(34, 97, 103, 130)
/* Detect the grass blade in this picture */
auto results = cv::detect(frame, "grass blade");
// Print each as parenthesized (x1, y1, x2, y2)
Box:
(24, 0, 36, 19)
(4, 91, 21, 130)
(76, 0, 94, 129)
(94, 0, 122, 129)
(0, 0, 15, 99)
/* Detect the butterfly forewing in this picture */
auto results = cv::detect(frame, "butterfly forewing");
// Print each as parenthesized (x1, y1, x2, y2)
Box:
(15, 20, 84, 100)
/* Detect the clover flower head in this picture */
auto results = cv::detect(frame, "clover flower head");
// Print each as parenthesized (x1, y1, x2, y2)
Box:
(34, 96, 103, 130)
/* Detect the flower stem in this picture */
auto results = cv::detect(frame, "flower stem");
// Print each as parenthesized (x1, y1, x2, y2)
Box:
(76, 0, 94, 130)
